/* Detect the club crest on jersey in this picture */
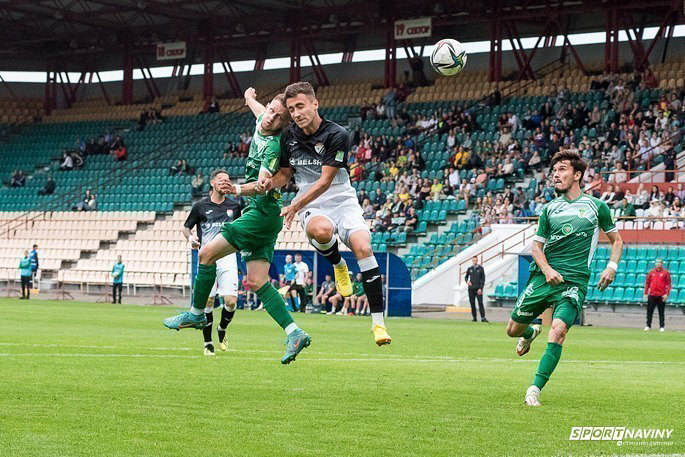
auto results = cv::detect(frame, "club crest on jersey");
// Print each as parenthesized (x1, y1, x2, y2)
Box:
(226, 209, 233, 218)
(577, 208, 586, 218)
(314, 142, 325, 155)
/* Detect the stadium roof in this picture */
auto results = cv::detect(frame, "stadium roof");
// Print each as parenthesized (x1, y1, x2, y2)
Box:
(0, 0, 681, 67)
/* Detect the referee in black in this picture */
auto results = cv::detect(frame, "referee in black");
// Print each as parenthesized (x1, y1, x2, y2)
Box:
(465, 256, 488, 322)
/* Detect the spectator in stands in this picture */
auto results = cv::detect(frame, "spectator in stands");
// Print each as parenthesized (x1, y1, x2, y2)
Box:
(372, 215, 387, 233)
(643, 258, 671, 332)
(465, 256, 487, 322)
(95, 136, 108, 155)
(191, 172, 205, 197)
(38, 175, 56, 196)
(109, 136, 126, 161)
(383, 88, 397, 119)
(401, 208, 417, 233)
(371, 187, 386, 210)
(170, 159, 189, 176)
(600, 184, 616, 203)
(87, 193, 97, 211)
(147, 107, 163, 125)
(111, 255, 124, 304)
(430, 178, 443, 200)
(19, 250, 32, 300)
(29, 244, 39, 278)
(615, 197, 636, 219)
(137, 110, 149, 130)
(609, 161, 628, 184)
(356, 188, 368, 206)
(648, 185, 660, 202)
(10, 170, 25, 187)
(664, 186, 676, 205)
(676, 183, 685, 201)
(645, 198, 662, 226)
(362, 198, 374, 220)
(205, 97, 220, 114)
(316, 274, 335, 313)
(60, 152, 74, 171)
(74, 190, 94, 211)
(70, 149, 84, 169)
(238, 131, 251, 154)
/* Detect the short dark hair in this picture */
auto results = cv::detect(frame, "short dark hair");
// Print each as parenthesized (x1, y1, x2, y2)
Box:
(551, 150, 587, 182)
(472, 255, 478, 260)
(33, 244, 37, 248)
(284, 81, 316, 100)
(210, 168, 229, 180)
(271, 93, 286, 107)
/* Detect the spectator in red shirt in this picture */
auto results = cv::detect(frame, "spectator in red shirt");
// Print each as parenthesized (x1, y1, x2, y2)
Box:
(643, 257, 671, 332)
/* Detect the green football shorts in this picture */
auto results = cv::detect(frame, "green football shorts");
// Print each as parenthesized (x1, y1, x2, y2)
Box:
(221, 207, 282, 264)
(510, 272, 587, 328)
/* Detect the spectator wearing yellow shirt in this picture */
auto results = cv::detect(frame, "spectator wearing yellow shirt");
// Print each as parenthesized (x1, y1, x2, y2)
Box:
(397, 186, 410, 202)
(396, 153, 408, 169)
(452, 146, 469, 167)
(388, 162, 399, 179)
(430, 178, 443, 199)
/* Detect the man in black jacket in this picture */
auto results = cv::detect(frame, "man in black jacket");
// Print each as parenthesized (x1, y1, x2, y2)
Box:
(465, 256, 488, 322)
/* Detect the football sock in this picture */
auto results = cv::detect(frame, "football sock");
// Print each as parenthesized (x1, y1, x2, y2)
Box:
(192, 264, 216, 311)
(203, 307, 213, 344)
(218, 303, 236, 330)
(533, 342, 563, 390)
(255, 282, 296, 332)
(522, 326, 534, 339)
(217, 303, 236, 342)
(312, 236, 343, 267)
(359, 256, 385, 327)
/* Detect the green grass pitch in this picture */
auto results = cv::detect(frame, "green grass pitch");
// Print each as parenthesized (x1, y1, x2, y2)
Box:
(0, 298, 683, 457)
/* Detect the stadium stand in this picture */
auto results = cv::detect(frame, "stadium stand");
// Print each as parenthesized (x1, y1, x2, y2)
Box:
(1, 64, 684, 293)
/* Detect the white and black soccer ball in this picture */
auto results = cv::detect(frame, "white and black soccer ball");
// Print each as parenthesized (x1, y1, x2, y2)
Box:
(430, 39, 467, 76)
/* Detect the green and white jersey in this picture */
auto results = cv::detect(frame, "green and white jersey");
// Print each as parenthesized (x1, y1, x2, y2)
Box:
(531, 193, 617, 285)
(244, 114, 282, 215)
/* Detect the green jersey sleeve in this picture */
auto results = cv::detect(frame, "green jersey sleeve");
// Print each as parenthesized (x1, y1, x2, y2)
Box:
(260, 138, 281, 176)
(597, 199, 617, 233)
(534, 204, 550, 242)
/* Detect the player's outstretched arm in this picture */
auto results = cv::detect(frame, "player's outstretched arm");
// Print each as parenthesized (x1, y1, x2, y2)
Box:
(598, 231, 622, 290)
(532, 240, 564, 286)
(244, 87, 266, 118)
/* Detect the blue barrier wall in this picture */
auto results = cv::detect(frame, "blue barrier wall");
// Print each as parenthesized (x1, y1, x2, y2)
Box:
(191, 249, 412, 317)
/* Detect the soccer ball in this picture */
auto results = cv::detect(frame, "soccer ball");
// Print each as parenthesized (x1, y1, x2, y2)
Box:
(430, 39, 467, 76)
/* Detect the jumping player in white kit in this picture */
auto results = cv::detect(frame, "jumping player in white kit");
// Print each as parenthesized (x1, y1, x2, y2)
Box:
(183, 169, 241, 356)
(259, 81, 391, 346)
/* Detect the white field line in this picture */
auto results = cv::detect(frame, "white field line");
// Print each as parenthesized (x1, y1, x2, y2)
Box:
(0, 350, 683, 364)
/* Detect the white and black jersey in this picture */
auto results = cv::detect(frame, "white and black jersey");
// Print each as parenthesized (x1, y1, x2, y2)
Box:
(280, 118, 357, 206)
(184, 197, 242, 246)
(280, 118, 370, 246)
(185, 197, 241, 298)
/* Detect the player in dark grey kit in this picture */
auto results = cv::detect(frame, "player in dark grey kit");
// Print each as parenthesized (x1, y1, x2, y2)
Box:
(183, 169, 241, 356)
(259, 82, 391, 346)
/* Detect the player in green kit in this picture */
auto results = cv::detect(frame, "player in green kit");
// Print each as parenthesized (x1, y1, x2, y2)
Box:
(163, 88, 311, 364)
(505, 151, 623, 406)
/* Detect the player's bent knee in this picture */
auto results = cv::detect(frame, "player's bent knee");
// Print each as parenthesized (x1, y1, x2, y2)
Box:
(246, 276, 266, 291)
(198, 247, 217, 265)
(310, 225, 334, 243)
(548, 327, 567, 344)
